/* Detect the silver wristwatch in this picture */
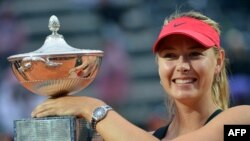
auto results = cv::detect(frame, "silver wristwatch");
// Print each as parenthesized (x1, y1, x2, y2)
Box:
(91, 105, 112, 130)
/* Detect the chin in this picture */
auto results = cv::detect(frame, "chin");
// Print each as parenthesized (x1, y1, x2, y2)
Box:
(174, 91, 199, 100)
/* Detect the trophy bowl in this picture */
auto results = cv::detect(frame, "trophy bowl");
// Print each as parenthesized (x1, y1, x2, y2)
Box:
(7, 15, 103, 97)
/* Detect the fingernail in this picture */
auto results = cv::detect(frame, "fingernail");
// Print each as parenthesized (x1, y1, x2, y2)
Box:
(31, 112, 35, 117)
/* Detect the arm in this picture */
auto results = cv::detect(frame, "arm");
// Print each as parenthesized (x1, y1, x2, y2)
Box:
(31, 96, 159, 141)
(172, 105, 250, 141)
(32, 96, 250, 141)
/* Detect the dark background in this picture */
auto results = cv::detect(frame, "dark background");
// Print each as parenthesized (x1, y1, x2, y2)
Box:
(0, 0, 250, 140)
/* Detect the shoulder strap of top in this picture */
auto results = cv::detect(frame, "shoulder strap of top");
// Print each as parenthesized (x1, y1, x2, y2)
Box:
(153, 109, 222, 139)
(153, 125, 169, 139)
(204, 109, 223, 125)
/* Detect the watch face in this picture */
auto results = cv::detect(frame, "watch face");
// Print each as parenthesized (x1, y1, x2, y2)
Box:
(93, 107, 105, 120)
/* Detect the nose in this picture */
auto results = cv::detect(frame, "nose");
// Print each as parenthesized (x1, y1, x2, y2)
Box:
(176, 56, 190, 73)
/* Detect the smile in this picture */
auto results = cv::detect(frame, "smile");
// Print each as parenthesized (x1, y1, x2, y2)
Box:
(173, 78, 197, 84)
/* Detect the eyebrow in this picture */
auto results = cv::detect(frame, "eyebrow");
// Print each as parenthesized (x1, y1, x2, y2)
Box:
(159, 46, 174, 51)
(188, 45, 204, 50)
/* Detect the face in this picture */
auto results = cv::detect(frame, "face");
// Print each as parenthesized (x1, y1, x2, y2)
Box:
(157, 35, 223, 104)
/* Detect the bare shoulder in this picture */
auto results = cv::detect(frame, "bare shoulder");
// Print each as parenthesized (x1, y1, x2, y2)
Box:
(201, 105, 250, 135)
(227, 105, 250, 111)
(171, 105, 250, 141)
(219, 105, 250, 122)
(208, 105, 250, 125)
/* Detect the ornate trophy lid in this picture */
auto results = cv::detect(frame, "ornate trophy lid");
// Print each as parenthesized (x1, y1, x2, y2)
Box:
(8, 15, 103, 61)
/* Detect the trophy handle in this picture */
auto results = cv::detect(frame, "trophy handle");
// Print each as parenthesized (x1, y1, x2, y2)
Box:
(20, 56, 62, 71)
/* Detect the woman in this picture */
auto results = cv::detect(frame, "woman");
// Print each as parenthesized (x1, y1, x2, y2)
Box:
(152, 11, 228, 140)
(32, 11, 250, 141)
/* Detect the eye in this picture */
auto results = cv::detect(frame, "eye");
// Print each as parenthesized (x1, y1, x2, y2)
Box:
(161, 53, 178, 59)
(189, 52, 202, 58)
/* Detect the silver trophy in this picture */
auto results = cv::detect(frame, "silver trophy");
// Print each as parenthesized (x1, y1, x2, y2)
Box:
(7, 15, 103, 141)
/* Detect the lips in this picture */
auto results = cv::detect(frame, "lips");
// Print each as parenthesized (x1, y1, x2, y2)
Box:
(172, 78, 197, 84)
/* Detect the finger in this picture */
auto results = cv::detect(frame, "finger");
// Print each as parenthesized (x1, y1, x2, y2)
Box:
(35, 107, 74, 118)
(32, 97, 69, 117)
(31, 102, 54, 117)
(31, 107, 48, 118)
(34, 108, 56, 118)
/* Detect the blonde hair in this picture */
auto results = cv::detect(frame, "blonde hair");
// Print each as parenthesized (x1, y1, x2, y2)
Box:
(160, 11, 230, 117)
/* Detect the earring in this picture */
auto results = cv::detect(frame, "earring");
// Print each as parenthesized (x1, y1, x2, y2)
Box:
(216, 73, 220, 82)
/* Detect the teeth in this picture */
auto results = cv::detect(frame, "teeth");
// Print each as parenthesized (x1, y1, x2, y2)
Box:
(175, 79, 194, 84)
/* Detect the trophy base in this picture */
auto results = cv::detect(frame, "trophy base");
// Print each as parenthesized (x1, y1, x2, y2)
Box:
(14, 116, 93, 141)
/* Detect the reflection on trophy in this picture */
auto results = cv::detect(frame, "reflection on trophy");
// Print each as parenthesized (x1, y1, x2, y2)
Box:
(7, 15, 103, 141)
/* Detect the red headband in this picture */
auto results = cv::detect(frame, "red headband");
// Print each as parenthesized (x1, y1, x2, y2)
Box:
(152, 17, 220, 53)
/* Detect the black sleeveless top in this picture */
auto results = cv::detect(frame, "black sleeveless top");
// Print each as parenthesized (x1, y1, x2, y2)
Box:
(153, 109, 222, 139)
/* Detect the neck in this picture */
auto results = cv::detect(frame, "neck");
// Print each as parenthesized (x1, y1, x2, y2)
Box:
(166, 94, 219, 139)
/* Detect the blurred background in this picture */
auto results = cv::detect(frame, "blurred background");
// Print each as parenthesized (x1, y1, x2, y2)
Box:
(0, 0, 250, 140)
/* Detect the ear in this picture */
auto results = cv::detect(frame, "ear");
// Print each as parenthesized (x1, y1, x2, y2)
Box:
(215, 49, 225, 74)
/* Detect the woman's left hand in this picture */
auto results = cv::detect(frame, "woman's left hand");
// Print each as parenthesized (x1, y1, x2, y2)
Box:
(31, 96, 105, 122)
